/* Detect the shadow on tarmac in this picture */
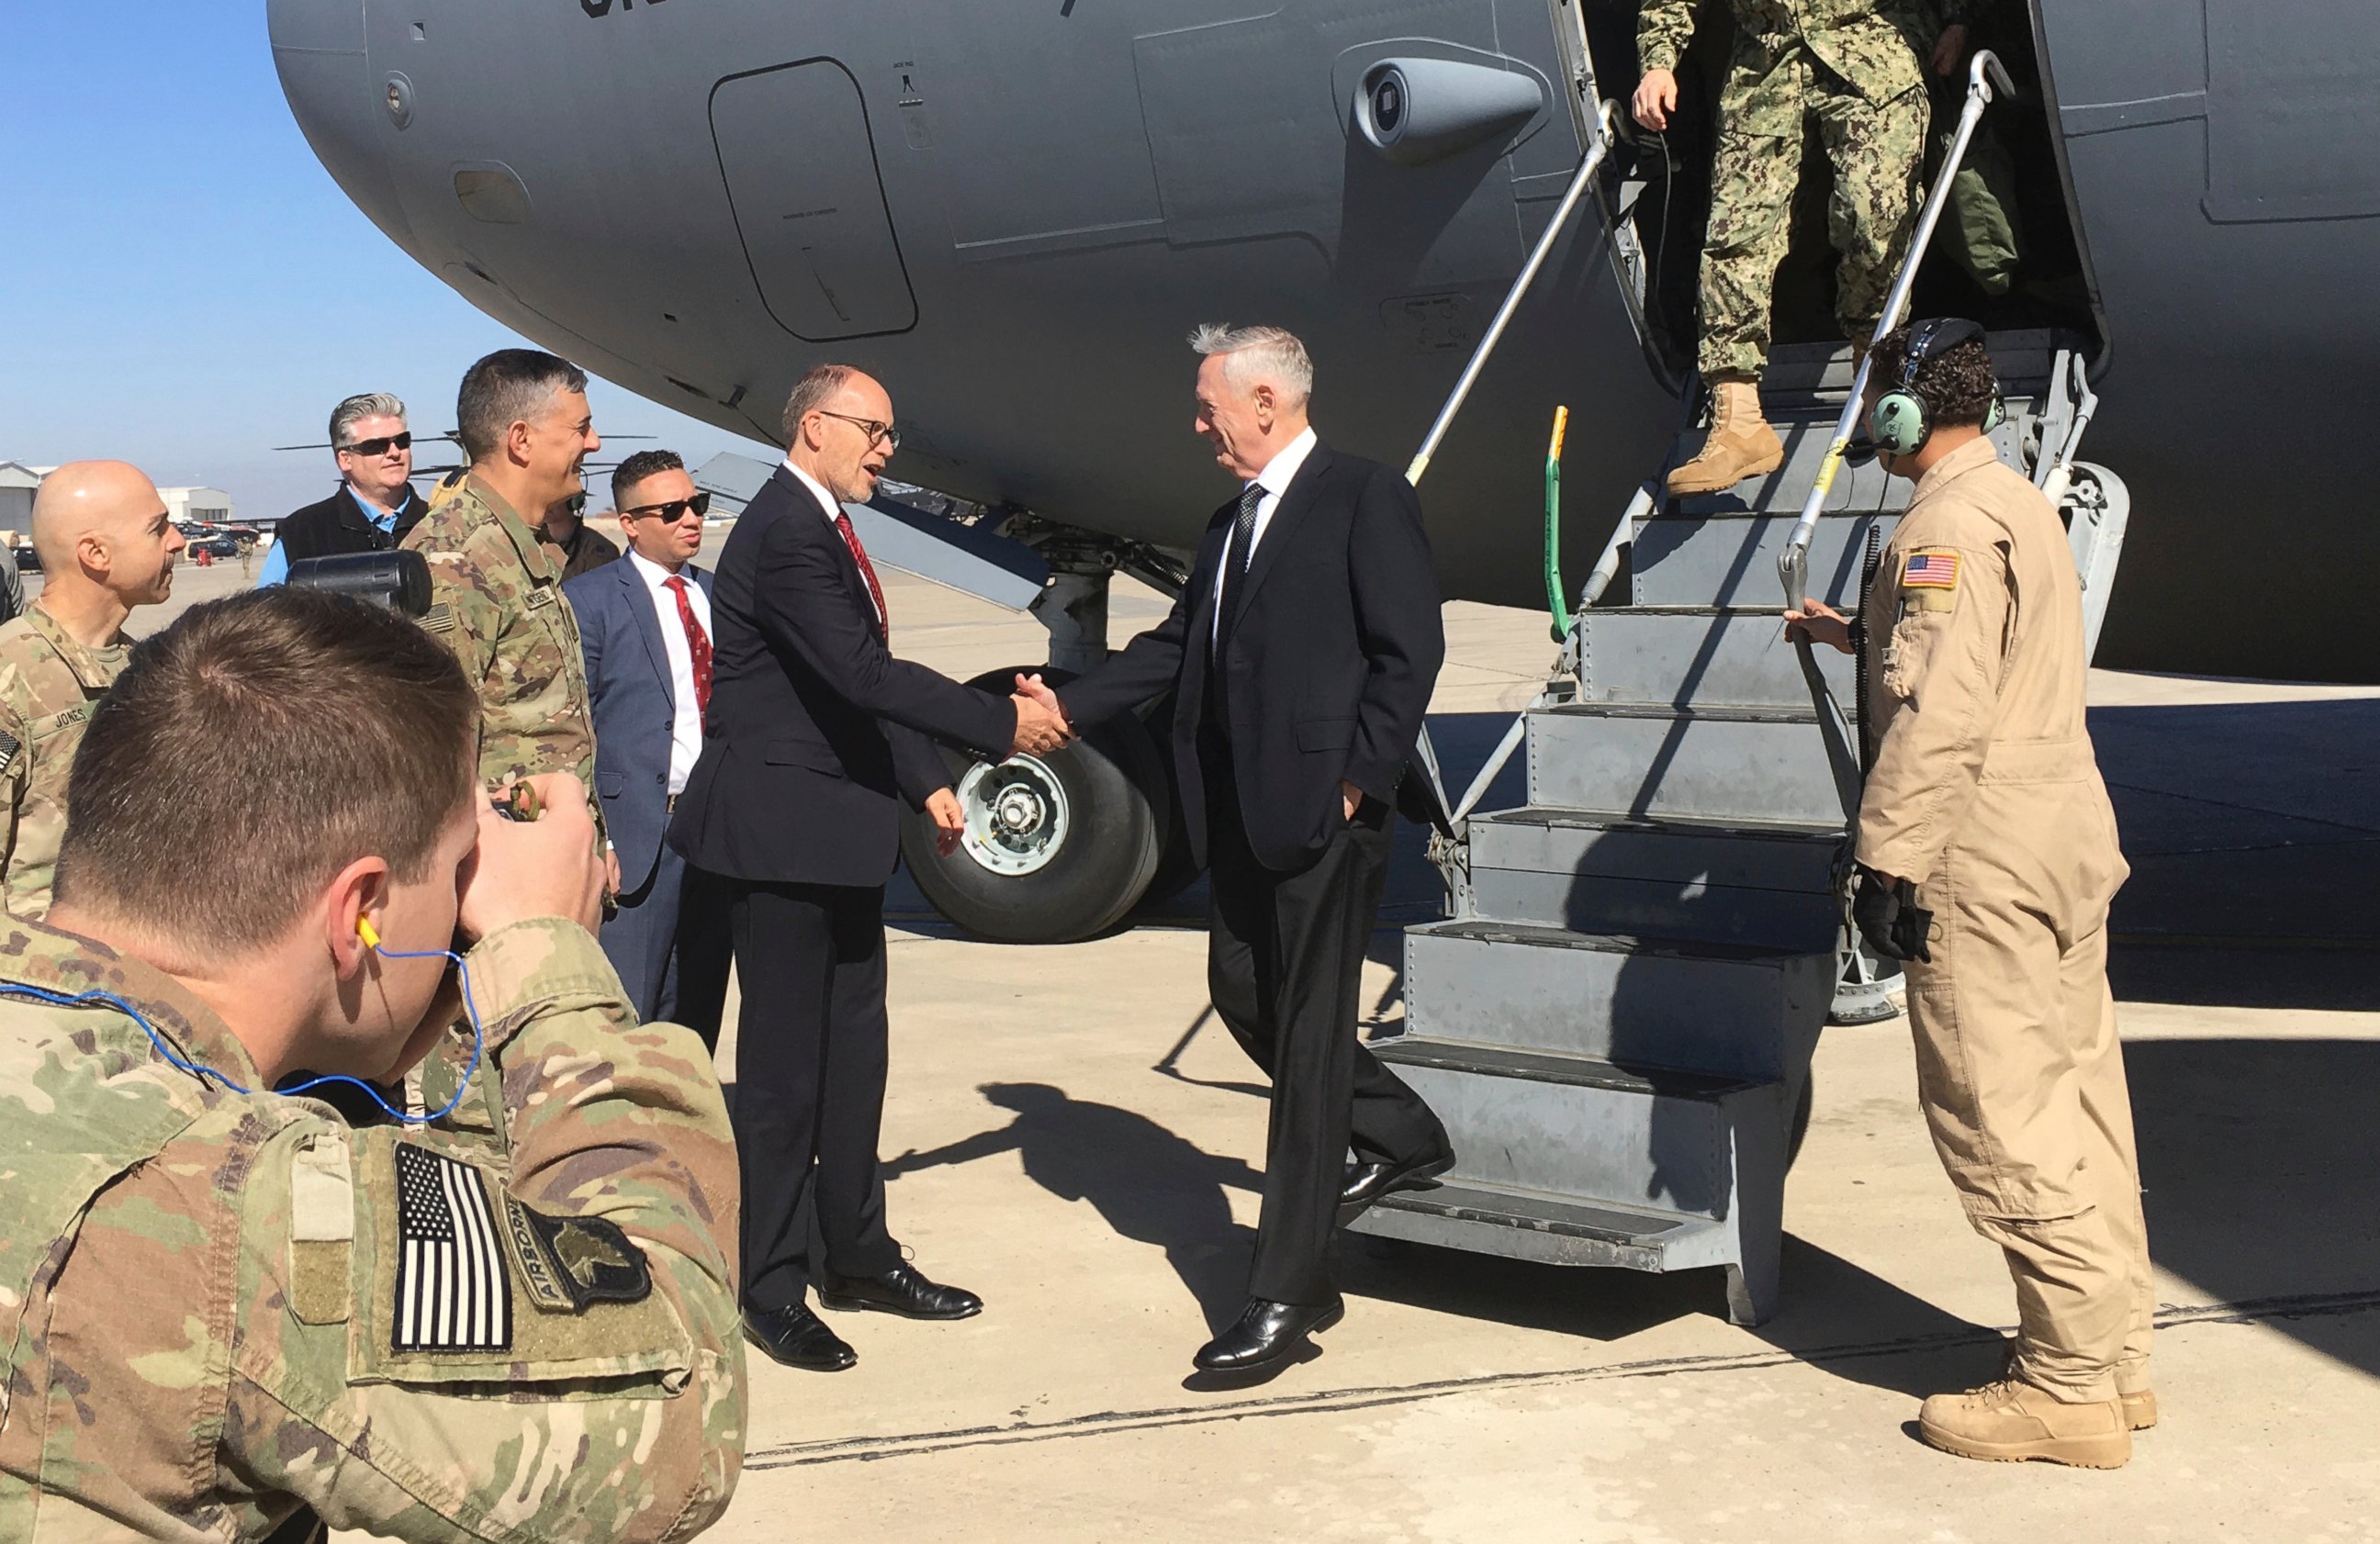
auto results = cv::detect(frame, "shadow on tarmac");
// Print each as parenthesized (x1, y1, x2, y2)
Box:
(2127, 1036, 2380, 1379)
(2094, 697, 2380, 1012)
(884, 1081, 1265, 1332)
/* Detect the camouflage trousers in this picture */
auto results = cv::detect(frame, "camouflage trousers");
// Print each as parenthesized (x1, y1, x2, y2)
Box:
(1697, 51, 1926, 383)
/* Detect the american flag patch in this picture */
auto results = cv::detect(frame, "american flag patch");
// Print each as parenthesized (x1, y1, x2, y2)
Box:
(392, 1145, 511, 1352)
(1903, 551, 1961, 589)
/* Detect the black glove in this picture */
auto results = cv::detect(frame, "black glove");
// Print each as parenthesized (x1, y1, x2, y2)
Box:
(1851, 866, 1934, 963)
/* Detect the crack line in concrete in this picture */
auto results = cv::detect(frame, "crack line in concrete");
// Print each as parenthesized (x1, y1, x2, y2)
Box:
(743, 1287, 2380, 1470)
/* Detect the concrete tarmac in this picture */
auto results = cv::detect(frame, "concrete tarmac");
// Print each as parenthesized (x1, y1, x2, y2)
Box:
(141, 550, 2380, 1540)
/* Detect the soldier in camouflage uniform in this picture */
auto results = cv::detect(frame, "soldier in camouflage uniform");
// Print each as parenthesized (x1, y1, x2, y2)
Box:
(405, 353, 612, 1123)
(0, 460, 185, 918)
(402, 350, 605, 837)
(1634, 0, 1970, 496)
(0, 588, 744, 1540)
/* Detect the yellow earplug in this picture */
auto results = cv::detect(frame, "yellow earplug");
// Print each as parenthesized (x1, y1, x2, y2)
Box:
(356, 917, 382, 950)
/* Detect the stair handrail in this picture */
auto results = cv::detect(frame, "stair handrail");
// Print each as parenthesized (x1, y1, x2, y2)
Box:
(2038, 352, 2100, 509)
(1404, 99, 1618, 837)
(1775, 49, 2015, 821)
(1444, 479, 1648, 826)
(1407, 100, 1620, 487)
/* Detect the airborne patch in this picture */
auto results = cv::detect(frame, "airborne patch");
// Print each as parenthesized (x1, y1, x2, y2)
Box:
(390, 1144, 512, 1351)
(503, 1195, 653, 1314)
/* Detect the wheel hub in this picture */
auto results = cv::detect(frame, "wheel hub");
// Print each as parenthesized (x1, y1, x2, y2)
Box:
(956, 755, 1071, 877)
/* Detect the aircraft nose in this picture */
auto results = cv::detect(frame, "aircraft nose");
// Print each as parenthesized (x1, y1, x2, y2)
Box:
(267, 0, 416, 247)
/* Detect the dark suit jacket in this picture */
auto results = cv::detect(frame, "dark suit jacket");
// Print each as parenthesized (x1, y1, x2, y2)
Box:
(565, 554, 715, 894)
(1060, 438, 1444, 871)
(275, 485, 429, 562)
(666, 465, 1015, 888)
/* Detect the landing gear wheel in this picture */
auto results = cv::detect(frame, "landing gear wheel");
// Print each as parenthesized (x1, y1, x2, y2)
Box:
(899, 666, 1166, 943)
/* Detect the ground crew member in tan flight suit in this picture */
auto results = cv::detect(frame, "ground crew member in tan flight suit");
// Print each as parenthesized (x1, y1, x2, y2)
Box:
(1788, 320, 2154, 1468)
(0, 460, 185, 919)
(0, 589, 744, 1539)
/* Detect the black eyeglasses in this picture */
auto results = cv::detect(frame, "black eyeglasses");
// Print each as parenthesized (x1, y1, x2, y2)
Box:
(815, 410, 901, 450)
(623, 491, 713, 521)
(338, 432, 413, 456)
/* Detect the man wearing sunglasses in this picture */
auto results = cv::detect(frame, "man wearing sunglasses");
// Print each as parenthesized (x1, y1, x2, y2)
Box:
(565, 451, 730, 1038)
(259, 394, 431, 586)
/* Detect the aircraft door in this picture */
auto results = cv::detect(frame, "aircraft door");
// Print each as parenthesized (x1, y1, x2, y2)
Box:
(711, 60, 919, 341)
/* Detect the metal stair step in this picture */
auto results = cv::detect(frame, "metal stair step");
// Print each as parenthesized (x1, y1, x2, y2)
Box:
(1578, 606, 1855, 710)
(1366, 1035, 1771, 1219)
(1348, 1179, 1735, 1272)
(1526, 703, 1845, 825)
(1631, 509, 1899, 609)
(1758, 329, 2068, 405)
(1664, 419, 1913, 520)
(1466, 806, 1841, 949)
(1402, 917, 1833, 1075)
(1662, 414, 2044, 520)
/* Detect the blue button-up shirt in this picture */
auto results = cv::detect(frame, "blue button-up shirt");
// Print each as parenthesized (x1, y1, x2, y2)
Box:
(256, 487, 408, 586)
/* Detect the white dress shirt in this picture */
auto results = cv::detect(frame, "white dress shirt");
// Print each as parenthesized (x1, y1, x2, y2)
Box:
(785, 458, 883, 630)
(627, 549, 712, 796)
(1210, 425, 1318, 646)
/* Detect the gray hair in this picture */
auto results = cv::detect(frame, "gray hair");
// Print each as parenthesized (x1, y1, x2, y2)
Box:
(455, 349, 589, 463)
(329, 392, 407, 450)
(780, 364, 863, 443)
(1189, 324, 1313, 408)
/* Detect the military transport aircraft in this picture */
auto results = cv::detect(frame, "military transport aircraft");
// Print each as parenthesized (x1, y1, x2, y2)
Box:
(269, 0, 2380, 938)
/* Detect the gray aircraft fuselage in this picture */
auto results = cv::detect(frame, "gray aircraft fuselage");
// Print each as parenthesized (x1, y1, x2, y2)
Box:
(271, 0, 2380, 682)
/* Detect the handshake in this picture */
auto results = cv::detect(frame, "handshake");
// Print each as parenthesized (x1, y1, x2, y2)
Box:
(1006, 672, 1076, 758)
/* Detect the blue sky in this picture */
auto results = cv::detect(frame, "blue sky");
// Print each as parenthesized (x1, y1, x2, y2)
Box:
(0, 5, 750, 517)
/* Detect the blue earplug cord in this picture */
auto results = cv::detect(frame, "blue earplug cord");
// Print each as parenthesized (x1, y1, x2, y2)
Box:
(0, 937, 487, 1125)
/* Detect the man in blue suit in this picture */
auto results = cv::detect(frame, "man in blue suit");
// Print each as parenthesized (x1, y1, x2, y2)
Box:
(565, 450, 731, 1042)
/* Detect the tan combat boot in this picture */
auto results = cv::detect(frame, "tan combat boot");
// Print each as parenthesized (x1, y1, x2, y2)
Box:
(1667, 380, 1784, 497)
(2001, 1339, 2156, 1430)
(1918, 1379, 2132, 1468)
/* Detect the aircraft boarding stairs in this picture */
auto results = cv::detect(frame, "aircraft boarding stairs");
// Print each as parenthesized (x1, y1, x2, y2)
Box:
(1348, 330, 2120, 1326)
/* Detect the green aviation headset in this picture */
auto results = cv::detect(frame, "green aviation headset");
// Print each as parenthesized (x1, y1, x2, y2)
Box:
(1868, 317, 2006, 457)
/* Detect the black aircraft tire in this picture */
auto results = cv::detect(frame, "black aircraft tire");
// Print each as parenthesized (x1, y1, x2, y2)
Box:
(898, 666, 1164, 944)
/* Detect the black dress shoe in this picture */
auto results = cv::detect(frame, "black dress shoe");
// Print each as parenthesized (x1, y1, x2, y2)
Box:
(817, 1262, 983, 1321)
(1194, 1295, 1345, 1375)
(1338, 1147, 1455, 1222)
(743, 1303, 857, 1372)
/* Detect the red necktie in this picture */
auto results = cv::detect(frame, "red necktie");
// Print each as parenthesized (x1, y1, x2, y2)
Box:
(834, 512, 890, 641)
(662, 575, 713, 716)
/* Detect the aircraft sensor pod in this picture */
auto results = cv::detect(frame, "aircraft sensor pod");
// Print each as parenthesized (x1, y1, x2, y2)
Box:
(1353, 57, 1544, 167)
